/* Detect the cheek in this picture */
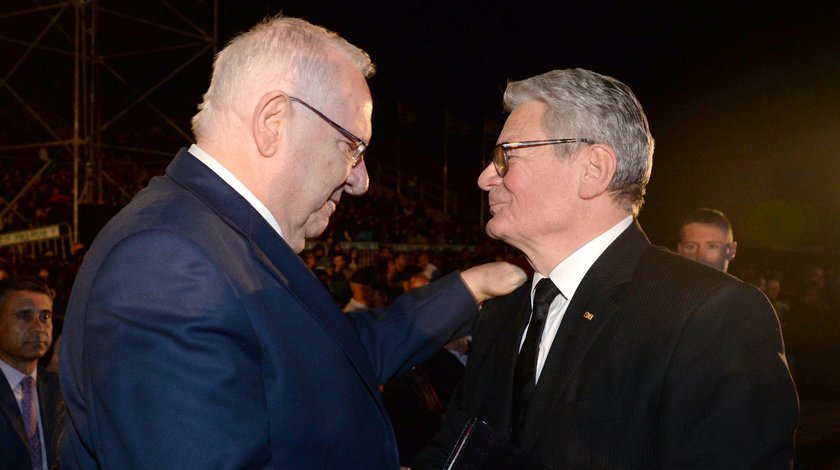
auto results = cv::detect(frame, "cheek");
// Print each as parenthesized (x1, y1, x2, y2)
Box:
(510, 174, 563, 217)
(490, 180, 549, 233)
(702, 248, 724, 261)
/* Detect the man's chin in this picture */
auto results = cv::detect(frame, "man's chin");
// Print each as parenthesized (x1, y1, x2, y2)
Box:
(303, 217, 330, 240)
(484, 219, 504, 241)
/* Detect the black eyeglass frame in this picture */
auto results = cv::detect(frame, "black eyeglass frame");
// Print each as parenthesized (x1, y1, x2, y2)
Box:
(492, 138, 593, 177)
(289, 96, 368, 167)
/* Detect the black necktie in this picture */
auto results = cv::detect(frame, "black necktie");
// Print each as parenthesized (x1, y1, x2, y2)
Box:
(511, 278, 560, 442)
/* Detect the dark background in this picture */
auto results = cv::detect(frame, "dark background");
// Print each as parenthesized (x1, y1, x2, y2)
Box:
(2, 2, 838, 467)
(2, 1, 839, 271)
(226, 1, 840, 263)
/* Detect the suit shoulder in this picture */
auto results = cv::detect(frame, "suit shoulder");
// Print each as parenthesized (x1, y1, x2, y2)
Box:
(103, 176, 222, 239)
(640, 245, 744, 292)
(37, 367, 61, 388)
(87, 179, 245, 267)
(638, 246, 774, 323)
(475, 283, 529, 330)
(625, 245, 772, 318)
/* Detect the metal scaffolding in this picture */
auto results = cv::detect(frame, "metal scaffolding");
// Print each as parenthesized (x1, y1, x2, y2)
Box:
(0, 0, 217, 243)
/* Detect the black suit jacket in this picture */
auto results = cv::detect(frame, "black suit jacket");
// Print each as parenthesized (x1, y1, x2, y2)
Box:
(415, 221, 798, 469)
(0, 366, 63, 469)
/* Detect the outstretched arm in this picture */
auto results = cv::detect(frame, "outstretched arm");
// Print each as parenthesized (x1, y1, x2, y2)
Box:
(459, 261, 528, 304)
(350, 262, 526, 383)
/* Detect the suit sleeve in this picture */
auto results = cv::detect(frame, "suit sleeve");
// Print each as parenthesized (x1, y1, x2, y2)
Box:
(347, 271, 479, 383)
(662, 282, 798, 469)
(81, 231, 271, 469)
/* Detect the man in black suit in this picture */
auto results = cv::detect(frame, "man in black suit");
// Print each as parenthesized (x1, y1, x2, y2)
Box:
(0, 277, 62, 470)
(413, 69, 798, 469)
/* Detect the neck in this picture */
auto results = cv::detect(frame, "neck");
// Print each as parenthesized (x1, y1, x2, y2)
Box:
(0, 355, 37, 375)
(523, 207, 629, 275)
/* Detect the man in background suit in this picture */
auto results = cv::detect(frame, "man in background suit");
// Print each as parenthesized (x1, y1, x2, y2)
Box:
(59, 15, 525, 469)
(414, 69, 798, 469)
(0, 277, 62, 470)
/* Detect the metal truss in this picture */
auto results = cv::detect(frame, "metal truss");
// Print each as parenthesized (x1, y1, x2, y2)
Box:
(0, 0, 217, 242)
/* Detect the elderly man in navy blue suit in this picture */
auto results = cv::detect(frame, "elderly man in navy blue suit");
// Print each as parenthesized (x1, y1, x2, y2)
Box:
(59, 15, 526, 469)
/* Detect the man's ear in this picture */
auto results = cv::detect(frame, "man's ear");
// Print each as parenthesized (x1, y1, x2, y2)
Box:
(252, 91, 289, 157)
(726, 241, 738, 261)
(578, 144, 617, 199)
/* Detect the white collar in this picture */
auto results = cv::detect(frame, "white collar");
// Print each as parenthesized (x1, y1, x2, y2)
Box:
(533, 216, 633, 301)
(0, 358, 37, 391)
(188, 144, 284, 239)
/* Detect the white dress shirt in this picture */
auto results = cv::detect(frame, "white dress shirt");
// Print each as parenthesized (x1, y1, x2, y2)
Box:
(189, 144, 285, 239)
(0, 359, 48, 470)
(521, 216, 633, 381)
(343, 297, 369, 313)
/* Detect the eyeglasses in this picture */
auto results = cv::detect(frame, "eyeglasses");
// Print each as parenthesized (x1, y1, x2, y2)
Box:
(492, 138, 593, 177)
(289, 96, 368, 167)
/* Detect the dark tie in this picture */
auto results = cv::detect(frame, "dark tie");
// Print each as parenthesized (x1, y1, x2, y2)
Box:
(20, 376, 43, 470)
(511, 278, 560, 442)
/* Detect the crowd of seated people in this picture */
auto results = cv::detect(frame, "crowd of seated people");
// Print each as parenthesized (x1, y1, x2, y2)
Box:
(1, 152, 484, 250)
(2, 146, 840, 464)
(0, 156, 164, 233)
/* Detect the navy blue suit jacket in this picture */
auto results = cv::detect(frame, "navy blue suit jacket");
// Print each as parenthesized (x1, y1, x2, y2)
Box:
(415, 221, 798, 469)
(59, 148, 478, 469)
(0, 366, 62, 469)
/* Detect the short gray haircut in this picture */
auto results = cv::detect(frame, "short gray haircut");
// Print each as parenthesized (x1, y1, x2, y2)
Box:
(192, 15, 375, 140)
(503, 68, 654, 215)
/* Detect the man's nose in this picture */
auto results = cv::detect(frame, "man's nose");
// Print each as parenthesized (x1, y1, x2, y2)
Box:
(345, 160, 369, 196)
(477, 162, 500, 191)
(31, 317, 50, 331)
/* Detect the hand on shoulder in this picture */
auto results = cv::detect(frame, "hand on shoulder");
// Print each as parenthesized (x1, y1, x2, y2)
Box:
(460, 261, 528, 304)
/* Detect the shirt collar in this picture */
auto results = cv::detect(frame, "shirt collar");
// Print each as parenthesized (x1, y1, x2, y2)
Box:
(532, 216, 633, 301)
(0, 358, 37, 391)
(188, 144, 284, 239)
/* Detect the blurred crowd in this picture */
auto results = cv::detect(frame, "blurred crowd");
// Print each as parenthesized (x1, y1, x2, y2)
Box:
(2, 157, 839, 465)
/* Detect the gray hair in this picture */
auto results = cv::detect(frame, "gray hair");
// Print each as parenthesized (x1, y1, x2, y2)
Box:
(503, 68, 654, 215)
(192, 15, 375, 140)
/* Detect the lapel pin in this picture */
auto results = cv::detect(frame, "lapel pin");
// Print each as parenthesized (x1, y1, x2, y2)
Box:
(583, 311, 595, 321)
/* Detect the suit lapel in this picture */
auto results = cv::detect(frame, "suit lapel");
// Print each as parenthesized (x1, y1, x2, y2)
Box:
(0, 375, 29, 453)
(165, 149, 383, 403)
(519, 220, 651, 448)
(37, 369, 60, 464)
(486, 283, 532, 433)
